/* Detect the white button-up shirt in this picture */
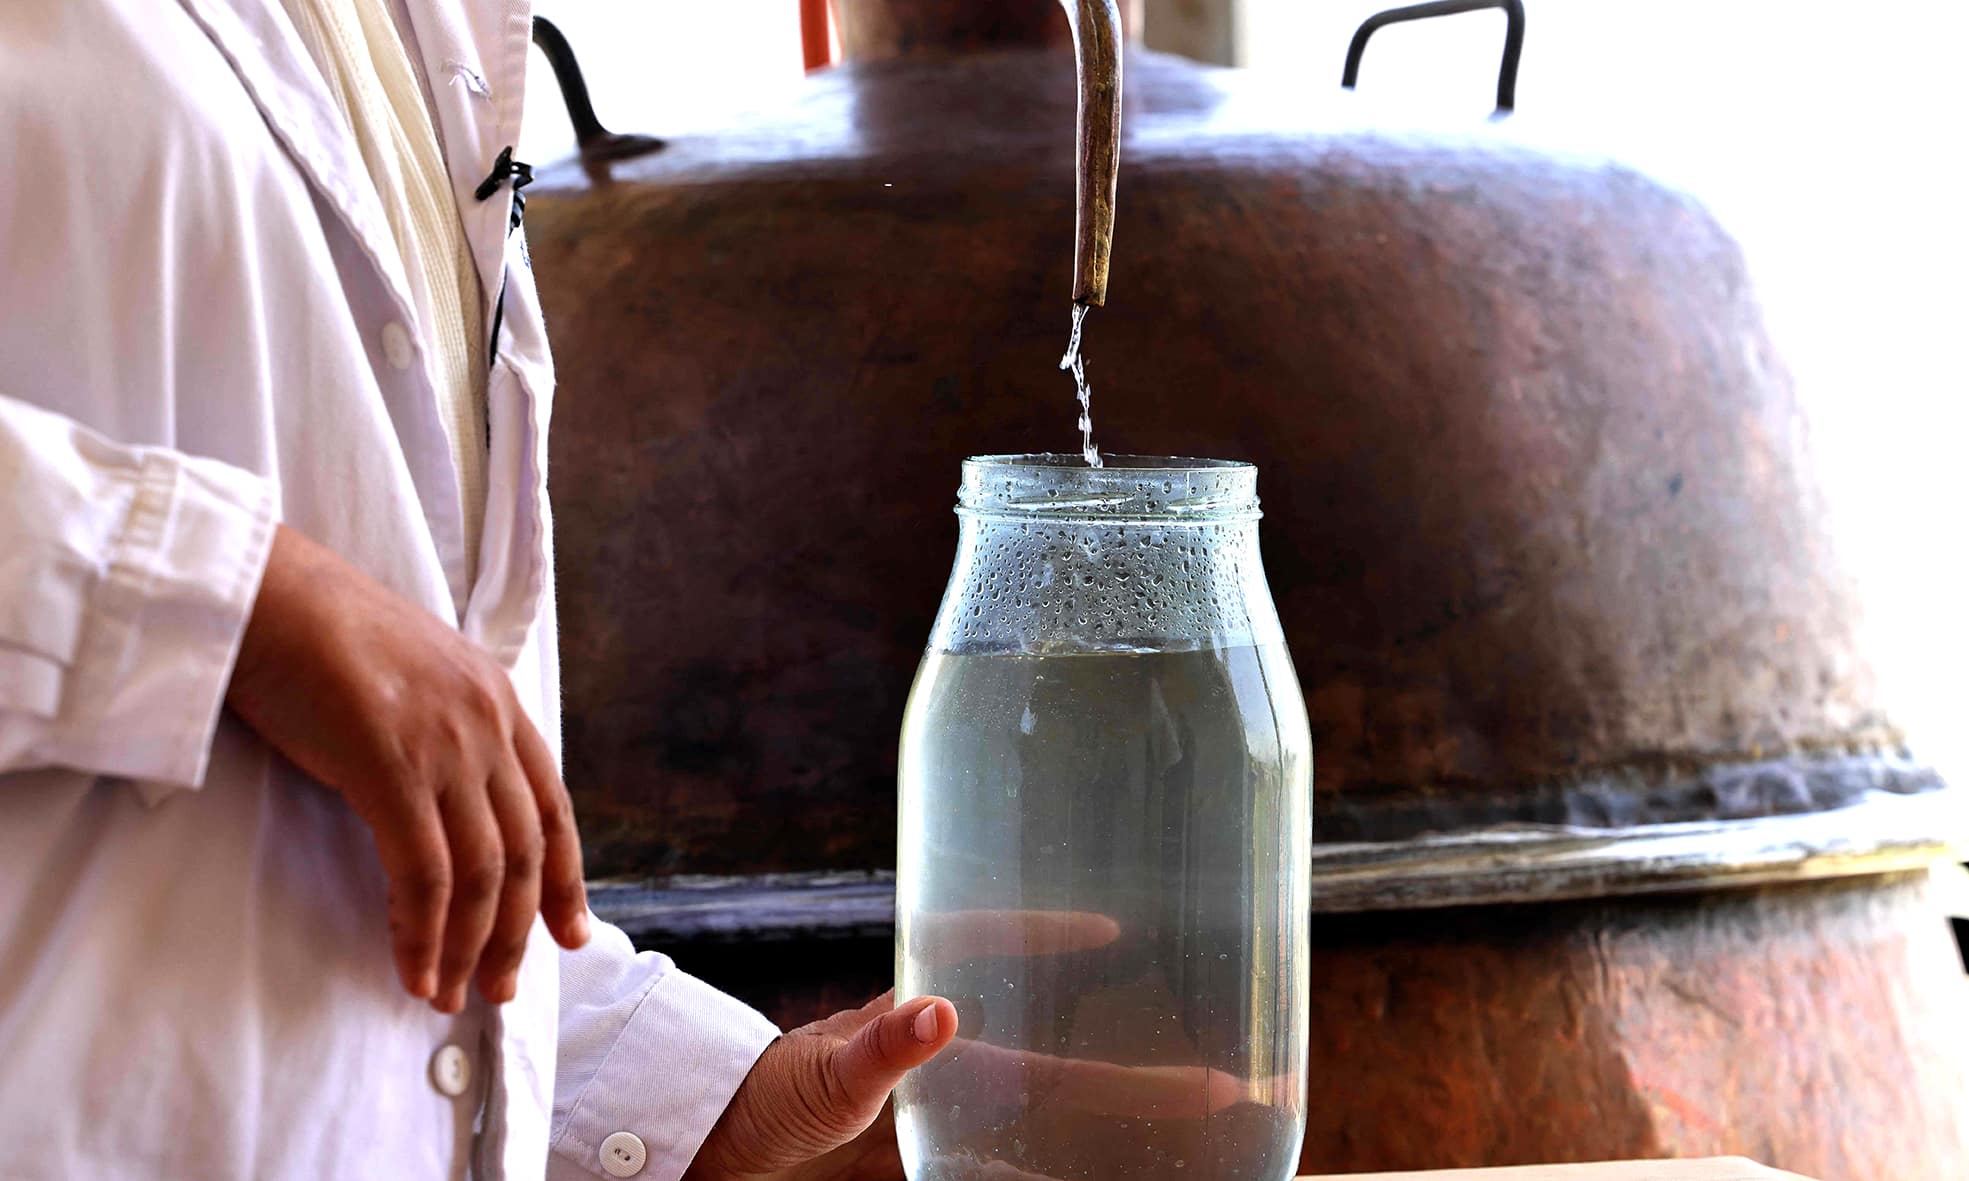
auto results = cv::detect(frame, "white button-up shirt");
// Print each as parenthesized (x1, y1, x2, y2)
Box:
(0, 1, 779, 1177)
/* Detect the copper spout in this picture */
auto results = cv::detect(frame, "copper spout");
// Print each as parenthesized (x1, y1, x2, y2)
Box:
(1060, 0, 1122, 306)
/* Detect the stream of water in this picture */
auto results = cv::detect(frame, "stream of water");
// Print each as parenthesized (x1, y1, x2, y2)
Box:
(1060, 303, 1102, 467)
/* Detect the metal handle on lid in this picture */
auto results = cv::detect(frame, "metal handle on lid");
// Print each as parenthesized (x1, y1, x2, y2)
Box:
(530, 17, 668, 163)
(1341, 0, 1526, 115)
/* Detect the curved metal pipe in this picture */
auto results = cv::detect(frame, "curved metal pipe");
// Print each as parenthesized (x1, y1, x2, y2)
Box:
(1342, 0, 1525, 114)
(1060, 0, 1123, 306)
(530, 16, 667, 163)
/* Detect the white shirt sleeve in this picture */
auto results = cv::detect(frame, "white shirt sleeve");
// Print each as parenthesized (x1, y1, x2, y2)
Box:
(551, 918, 780, 1181)
(0, 393, 276, 789)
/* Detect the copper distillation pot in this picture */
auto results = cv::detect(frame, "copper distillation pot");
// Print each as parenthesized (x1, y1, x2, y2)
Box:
(521, 2, 1969, 1175)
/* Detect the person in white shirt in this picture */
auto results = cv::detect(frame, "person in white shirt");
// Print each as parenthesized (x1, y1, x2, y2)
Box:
(0, 0, 960, 1177)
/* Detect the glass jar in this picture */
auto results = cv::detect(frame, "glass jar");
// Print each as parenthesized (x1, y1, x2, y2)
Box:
(895, 454, 1312, 1181)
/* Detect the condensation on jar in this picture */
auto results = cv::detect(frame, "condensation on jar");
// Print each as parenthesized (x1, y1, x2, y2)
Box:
(895, 454, 1314, 1181)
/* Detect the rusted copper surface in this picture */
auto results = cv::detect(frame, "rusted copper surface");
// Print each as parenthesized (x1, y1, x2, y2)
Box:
(525, 47, 1932, 876)
(675, 874, 1968, 1179)
(832, 0, 1142, 61)
(1292, 872, 1969, 1176)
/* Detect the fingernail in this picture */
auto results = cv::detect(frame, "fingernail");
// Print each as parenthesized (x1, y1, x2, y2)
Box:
(912, 1001, 940, 1043)
(413, 970, 437, 1000)
(569, 911, 591, 946)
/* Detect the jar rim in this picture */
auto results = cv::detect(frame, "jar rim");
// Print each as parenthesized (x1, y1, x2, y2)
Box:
(965, 452, 1254, 473)
(958, 453, 1261, 521)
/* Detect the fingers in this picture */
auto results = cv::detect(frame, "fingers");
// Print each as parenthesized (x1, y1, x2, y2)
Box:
(372, 797, 450, 1000)
(474, 768, 543, 1004)
(829, 995, 958, 1106)
(953, 1039, 1253, 1119)
(442, 710, 585, 1009)
(231, 524, 589, 1008)
(391, 715, 584, 1013)
(847, 1103, 905, 1181)
(1044, 1059, 1250, 1119)
(916, 1155, 1064, 1181)
(514, 720, 589, 949)
(915, 909, 1124, 966)
(434, 785, 504, 1013)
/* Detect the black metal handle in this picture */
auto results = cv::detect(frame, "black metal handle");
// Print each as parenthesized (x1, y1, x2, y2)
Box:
(530, 16, 667, 162)
(1341, 0, 1525, 114)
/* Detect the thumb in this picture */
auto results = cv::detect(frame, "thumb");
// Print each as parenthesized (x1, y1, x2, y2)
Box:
(828, 995, 957, 1110)
(687, 995, 961, 1180)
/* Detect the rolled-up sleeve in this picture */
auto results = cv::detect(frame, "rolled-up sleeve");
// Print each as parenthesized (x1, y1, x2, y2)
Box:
(551, 918, 779, 1181)
(0, 393, 277, 791)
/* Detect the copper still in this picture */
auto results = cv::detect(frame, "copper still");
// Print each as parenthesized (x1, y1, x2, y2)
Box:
(521, 1, 1968, 1175)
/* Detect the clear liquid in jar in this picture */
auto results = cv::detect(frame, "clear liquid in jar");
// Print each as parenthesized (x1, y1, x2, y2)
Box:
(895, 644, 1312, 1181)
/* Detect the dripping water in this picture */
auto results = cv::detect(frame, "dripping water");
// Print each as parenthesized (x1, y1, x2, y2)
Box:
(1059, 303, 1102, 467)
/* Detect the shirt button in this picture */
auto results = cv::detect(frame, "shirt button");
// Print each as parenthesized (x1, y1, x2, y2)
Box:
(381, 321, 414, 371)
(599, 1131, 648, 1177)
(429, 1043, 472, 1098)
